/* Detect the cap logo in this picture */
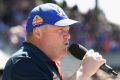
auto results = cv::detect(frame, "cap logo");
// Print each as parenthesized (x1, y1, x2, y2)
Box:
(49, 4, 65, 16)
(56, 7, 65, 16)
(32, 15, 43, 26)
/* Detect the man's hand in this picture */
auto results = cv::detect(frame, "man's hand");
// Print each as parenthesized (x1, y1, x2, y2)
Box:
(64, 49, 106, 80)
(78, 49, 106, 80)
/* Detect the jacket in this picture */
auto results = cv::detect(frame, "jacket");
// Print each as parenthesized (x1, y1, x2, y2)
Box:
(2, 42, 62, 80)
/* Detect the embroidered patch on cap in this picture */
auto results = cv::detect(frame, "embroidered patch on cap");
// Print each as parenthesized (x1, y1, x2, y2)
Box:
(32, 15, 43, 26)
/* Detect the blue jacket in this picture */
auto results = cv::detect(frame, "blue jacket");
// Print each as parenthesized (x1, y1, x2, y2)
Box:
(2, 42, 61, 80)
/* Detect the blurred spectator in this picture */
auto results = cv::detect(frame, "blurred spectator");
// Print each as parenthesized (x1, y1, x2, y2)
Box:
(0, 0, 35, 54)
(69, 5, 83, 21)
(8, 25, 26, 52)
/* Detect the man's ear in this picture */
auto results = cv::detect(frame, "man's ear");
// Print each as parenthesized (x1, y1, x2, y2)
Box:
(32, 27, 42, 39)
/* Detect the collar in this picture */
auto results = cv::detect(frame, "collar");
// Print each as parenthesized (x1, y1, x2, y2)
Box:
(22, 42, 54, 64)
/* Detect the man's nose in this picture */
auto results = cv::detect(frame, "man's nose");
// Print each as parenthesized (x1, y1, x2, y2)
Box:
(63, 32, 71, 40)
(63, 26, 70, 40)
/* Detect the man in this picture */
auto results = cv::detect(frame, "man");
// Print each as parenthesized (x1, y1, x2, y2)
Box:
(2, 3, 106, 80)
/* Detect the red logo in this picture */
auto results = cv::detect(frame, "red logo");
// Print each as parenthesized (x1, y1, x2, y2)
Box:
(32, 15, 43, 26)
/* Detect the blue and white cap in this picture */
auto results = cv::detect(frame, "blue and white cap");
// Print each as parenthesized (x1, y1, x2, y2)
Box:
(26, 3, 80, 32)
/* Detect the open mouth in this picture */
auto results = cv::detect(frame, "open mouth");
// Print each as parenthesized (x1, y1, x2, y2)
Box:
(65, 42, 69, 46)
(65, 43, 68, 45)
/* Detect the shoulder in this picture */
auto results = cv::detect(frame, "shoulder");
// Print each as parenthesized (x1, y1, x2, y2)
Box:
(11, 57, 52, 80)
(10, 48, 50, 74)
(3, 48, 53, 80)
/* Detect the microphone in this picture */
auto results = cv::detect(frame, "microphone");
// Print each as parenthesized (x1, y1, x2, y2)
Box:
(68, 44, 118, 76)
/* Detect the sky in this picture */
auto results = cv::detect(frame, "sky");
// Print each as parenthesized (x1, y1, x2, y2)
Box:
(56, 0, 120, 26)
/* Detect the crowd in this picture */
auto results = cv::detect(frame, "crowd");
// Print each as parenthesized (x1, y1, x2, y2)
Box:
(68, 5, 120, 53)
(0, 0, 35, 54)
(0, 0, 120, 54)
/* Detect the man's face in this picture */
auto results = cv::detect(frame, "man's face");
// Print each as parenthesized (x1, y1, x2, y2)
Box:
(40, 25, 70, 60)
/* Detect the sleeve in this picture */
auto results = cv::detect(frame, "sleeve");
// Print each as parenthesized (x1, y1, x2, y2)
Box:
(12, 58, 51, 80)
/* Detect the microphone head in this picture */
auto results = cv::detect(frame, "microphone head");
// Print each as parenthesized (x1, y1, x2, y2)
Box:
(68, 44, 87, 60)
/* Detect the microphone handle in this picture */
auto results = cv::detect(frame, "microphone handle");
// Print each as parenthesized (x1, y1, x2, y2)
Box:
(100, 64, 118, 76)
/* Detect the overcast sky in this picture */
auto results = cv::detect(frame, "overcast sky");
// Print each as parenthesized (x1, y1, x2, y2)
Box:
(56, 0, 120, 25)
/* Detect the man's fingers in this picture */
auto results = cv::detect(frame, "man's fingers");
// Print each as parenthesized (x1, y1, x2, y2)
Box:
(86, 50, 102, 58)
(86, 49, 106, 64)
(100, 58, 106, 64)
(87, 49, 94, 55)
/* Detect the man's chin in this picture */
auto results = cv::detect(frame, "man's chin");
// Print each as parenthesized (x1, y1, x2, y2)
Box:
(57, 52, 67, 60)
(61, 50, 68, 56)
(54, 49, 68, 60)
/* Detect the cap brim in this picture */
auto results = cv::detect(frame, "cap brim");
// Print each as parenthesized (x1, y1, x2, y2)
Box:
(54, 19, 80, 27)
